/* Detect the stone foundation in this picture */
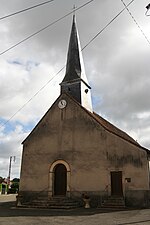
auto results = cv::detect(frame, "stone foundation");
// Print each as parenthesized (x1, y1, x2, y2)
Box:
(17, 190, 150, 208)
(125, 190, 150, 208)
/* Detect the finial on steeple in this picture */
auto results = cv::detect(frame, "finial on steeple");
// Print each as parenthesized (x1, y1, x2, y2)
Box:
(72, 4, 77, 16)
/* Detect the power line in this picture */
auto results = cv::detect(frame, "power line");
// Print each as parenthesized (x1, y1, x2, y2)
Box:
(0, 0, 54, 21)
(0, 66, 65, 129)
(82, 0, 135, 51)
(0, 0, 136, 128)
(0, 0, 94, 56)
(121, 0, 150, 46)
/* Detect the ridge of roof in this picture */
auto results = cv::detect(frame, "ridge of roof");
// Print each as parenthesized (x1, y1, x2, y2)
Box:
(89, 112, 149, 152)
(66, 93, 149, 152)
(92, 112, 139, 146)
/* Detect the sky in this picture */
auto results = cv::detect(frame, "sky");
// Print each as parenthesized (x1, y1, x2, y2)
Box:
(0, 0, 150, 179)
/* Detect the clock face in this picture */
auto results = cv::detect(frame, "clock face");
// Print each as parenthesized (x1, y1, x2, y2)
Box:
(58, 99, 67, 109)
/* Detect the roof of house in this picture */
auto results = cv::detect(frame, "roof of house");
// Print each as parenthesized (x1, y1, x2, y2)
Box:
(87, 109, 149, 153)
(92, 112, 139, 146)
(67, 93, 149, 153)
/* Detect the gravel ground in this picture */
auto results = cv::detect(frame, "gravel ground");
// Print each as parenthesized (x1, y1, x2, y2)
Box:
(0, 194, 150, 225)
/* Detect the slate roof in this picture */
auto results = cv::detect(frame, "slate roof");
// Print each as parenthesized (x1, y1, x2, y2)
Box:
(62, 15, 81, 82)
(85, 108, 149, 153)
(64, 92, 149, 152)
(92, 112, 140, 146)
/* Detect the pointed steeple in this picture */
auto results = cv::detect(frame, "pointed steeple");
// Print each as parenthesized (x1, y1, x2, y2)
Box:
(60, 15, 93, 112)
(62, 15, 82, 82)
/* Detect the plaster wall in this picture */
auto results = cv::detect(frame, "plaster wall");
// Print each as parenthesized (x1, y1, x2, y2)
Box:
(19, 94, 149, 197)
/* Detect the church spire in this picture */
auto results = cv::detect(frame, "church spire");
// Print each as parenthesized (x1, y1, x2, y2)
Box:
(60, 15, 93, 112)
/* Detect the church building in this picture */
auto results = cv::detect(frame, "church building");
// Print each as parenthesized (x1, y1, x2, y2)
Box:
(18, 15, 150, 208)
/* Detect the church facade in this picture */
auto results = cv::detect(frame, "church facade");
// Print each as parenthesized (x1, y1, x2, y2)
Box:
(18, 16, 150, 208)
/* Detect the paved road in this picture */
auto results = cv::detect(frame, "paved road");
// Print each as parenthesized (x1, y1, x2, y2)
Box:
(0, 194, 150, 225)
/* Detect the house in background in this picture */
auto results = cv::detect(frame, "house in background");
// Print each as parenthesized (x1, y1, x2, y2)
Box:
(18, 15, 150, 208)
(0, 181, 8, 195)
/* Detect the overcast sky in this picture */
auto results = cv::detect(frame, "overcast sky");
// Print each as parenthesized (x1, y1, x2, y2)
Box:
(0, 0, 150, 179)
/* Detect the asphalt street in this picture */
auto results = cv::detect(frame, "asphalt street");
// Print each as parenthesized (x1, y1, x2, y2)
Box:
(0, 194, 150, 225)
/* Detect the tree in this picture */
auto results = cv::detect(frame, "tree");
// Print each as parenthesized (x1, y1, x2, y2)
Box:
(8, 178, 20, 194)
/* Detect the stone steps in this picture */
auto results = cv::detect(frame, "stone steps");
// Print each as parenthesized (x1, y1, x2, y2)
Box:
(22, 196, 81, 209)
(101, 196, 125, 208)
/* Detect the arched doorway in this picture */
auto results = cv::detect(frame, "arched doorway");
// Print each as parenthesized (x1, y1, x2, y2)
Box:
(49, 160, 71, 197)
(54, 164, 67, 196)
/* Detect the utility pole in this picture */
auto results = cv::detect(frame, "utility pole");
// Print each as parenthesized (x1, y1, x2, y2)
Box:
(7, 156, 15, 186)
(145, 3, 150, 16)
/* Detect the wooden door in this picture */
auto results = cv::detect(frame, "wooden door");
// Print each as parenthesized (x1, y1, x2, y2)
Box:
(54, 164, 67, 196)
(111, 171, 123, 196)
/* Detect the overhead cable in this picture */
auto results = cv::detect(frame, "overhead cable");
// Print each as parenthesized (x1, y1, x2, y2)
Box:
(0, 66, 65, 129)
(0, 0, 54, 21)
(121, 0, 150, 45)
(0, 0, 137, 128)
(82, 0, 135, 50)
(0, 0, 94, 56)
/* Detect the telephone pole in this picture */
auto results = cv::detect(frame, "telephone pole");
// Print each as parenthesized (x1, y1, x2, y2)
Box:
(7, 156, 15, 186)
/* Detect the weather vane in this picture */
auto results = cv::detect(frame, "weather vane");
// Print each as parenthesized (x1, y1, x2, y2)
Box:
(145, 3, 150, 16)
